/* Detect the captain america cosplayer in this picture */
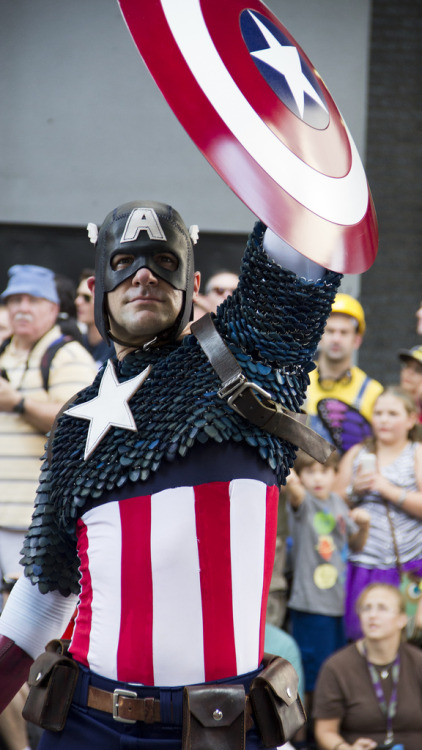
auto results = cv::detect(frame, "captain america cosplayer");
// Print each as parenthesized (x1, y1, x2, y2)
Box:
(0, 199, 340, 748)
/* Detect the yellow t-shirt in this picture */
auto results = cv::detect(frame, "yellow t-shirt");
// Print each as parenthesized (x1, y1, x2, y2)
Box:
(305, 365, 383, 448)
(0, 326, 98, 528)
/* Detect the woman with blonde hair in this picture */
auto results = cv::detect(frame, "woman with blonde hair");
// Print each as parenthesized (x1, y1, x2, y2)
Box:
(313, 582, 422, 750)
(335, 386, 422, 641)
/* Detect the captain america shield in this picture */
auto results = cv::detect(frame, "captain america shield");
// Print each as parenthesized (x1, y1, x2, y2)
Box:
(117, 0, 378, 273)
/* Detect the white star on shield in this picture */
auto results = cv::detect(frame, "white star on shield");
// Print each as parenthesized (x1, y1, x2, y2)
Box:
(65, 360, 151, 460)
(249, 11, 328, 119)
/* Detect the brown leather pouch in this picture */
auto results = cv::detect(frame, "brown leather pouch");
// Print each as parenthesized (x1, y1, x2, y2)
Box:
(249, 654, 306, 747)
(182, 683, 246, 750)
(22, 639, 79, 732)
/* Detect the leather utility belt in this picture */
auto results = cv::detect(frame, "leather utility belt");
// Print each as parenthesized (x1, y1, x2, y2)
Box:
(23, 639, 78, 733)
(191, 314, 334, 464)
(181, 655, 306, 750)
(23, 644, 305, 748)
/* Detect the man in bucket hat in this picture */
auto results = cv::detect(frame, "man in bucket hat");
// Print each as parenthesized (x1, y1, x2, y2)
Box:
(0, 264, 97, 582)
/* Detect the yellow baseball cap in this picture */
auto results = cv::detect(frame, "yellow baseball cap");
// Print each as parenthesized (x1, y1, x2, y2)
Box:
(398, 345, 422, 365)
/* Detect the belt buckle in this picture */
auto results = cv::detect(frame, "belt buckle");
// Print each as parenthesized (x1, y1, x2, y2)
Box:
(113, 688, 137, 724)
(218, 374, 273, 415)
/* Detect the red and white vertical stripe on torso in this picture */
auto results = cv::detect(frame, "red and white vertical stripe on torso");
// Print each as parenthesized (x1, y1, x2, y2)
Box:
(70, 478, 278, 686)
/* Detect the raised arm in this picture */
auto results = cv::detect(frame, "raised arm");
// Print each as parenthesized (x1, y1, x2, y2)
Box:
(283, 468, 306, 509)
(334, 444, 361, 503)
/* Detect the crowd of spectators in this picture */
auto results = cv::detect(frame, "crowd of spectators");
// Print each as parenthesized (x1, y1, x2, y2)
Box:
(0, 261, 422, 750)
(268, 292, 422, 749)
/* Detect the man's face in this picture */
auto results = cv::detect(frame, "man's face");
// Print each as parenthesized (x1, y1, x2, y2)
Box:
(105, 251, 184, 346)
(6, 294, 59, 345)
(319, 313, 361, 364)
(416, 303, 422, 336)
(400, 357, 422, 401)
(75, 279, 95, 327)
(205, 272, 239, 313)
(0, 306, 12, 344)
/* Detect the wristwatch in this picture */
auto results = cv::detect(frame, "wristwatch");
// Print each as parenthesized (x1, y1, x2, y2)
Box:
(12, 398, 25, 414)
(345, 485, 355, 501)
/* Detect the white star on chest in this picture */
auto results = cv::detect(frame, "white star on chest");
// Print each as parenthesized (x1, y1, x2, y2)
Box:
(65, 359, 151, 460)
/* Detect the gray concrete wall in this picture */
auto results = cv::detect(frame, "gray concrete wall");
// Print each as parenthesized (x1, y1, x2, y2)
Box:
(1, 0, 371, 236)
(359, 0, 422, 386)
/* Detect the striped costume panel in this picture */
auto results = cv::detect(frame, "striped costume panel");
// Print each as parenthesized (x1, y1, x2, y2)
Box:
(70, 479, 278, 685)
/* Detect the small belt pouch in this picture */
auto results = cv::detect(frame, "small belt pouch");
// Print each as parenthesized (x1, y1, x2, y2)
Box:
(182, 683, 246, 750)
(22, 639, 79, 732)
(249, 654, 306, 748)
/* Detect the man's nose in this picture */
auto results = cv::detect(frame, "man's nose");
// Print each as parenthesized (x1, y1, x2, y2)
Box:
(132, 265, 158, 285)
(17, 295, 32, 310)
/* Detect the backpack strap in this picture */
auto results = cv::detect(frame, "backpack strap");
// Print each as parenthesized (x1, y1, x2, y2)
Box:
(0, 337, 12, 380)
(40, 335, 73, 392)
(0, 337, 11, 358)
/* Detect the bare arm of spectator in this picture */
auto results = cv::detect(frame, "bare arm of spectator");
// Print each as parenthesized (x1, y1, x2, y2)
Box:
(347, 508, 370, 552)
(0, 375, 63, 433)
(314, 717, 377, 750)
(368, 455, 422, 518)
(333, 444, 361, 503)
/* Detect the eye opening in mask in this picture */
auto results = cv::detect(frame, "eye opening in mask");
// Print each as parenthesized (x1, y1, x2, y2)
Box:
(153, 252, 179, 272)
(111, 251, 179, 275)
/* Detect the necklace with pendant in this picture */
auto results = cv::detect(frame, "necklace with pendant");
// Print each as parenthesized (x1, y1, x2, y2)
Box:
(377, 661, 394, 680)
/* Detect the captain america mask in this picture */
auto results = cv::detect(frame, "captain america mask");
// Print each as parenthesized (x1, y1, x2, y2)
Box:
(94, 201, 195, 344)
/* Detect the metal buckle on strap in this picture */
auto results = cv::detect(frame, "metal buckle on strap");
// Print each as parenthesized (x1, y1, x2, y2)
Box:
(113, 688, 137, 724)
(218, 373, 273, 415)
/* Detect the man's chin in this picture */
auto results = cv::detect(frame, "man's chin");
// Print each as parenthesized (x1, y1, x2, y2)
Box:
(326, 351, 347, 362)
(111, 323, 165, 347)
(14, 326, 35, 338)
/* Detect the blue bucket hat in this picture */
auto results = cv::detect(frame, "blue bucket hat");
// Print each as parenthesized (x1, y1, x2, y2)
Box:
(1, 265, 59, 304)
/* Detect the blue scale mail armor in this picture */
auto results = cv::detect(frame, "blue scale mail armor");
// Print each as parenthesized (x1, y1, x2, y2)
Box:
(21, 222, 341, 596)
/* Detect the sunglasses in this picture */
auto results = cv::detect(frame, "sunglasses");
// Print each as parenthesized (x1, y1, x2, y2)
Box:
(317, 369, 352, 391)
(209, 286, 237, 296)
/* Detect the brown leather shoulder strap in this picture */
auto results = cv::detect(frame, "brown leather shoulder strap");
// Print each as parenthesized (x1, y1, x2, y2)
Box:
(191, 314, 334, 464)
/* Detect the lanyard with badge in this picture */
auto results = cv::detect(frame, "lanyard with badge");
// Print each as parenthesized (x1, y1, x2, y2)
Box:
(362, 642, 400, 748)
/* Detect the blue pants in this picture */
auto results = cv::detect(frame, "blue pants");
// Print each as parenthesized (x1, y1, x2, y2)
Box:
(289, 609, 346, 692)
(38, 663, 268, 749)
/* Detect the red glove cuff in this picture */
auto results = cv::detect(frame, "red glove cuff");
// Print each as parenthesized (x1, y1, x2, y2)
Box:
(0, 635, 33, 713)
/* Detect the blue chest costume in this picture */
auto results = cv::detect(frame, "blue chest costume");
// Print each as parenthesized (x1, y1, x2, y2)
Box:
(20, 222, 341, 597)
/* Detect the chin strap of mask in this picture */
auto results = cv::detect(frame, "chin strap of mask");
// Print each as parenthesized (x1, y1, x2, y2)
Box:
(191, 314, 334, 464)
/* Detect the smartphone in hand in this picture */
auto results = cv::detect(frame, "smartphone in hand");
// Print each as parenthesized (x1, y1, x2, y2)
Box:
(359, 453, 377, 473)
